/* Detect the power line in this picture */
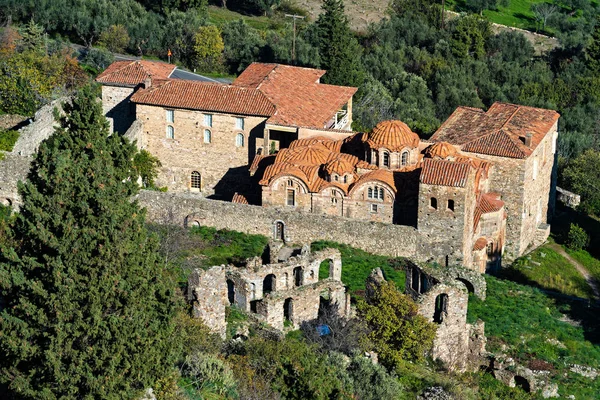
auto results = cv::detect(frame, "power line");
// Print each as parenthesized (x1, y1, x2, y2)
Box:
(285, 14, 306, 64)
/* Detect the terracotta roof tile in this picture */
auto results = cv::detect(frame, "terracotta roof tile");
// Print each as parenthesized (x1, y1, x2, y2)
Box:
(351, 169, 397, 193)
(96, 60, 176, 86)
(420, 159, 472, 187)
(233, 63, 357, 129)
(130, 80, 275, 117)
(473, 237, 488, 251)
(431, 102, 559, 159)
(232, 193, 249, 204)
(365, 120, 420, 151)
(423, 141, 458, 159)
(473, 192, 505, 230)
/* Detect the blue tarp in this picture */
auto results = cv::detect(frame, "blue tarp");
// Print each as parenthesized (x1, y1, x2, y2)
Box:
(316, 324, 332, 336)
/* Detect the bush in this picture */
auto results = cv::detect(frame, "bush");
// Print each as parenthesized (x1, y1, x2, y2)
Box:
(133, 149, 162, 188)
(80, 47, 115, 72)
(180, 352, 238, 398)
(567, 223, 589, 250)
(0, 130, 19, 152)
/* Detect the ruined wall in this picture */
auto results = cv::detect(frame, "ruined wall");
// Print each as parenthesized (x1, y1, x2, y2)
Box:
(12, 98, 66, 156)
(138, 191, 419, 258)
(102, 85, 135, 134)
(0, 154, 31, 208)
(188, 266, 228, 337)
(136, 104, 267, 195)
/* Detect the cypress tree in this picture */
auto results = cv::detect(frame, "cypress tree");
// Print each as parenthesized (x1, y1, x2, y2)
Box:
(0, 86, 178, 398)
(316, 0, 365, 88)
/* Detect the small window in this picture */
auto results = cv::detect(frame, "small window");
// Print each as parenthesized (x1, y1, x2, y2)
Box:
(368, 187, 373, 199)
(203, 129, 211, 143)
(236, 133, 244, 147)
(447, 199, 455, 211)
(288, 179, 293, 187)
(401, 151, 408, 166)
(286, 189, 295, 206)
(379, 187, 384, 200)
(191, 171, 201, 189)
(343, 175, 348, 183)
(204, 114, 212, 127)
(166, 125, 174, 139)
(334, 175, 338, 181)
(235, 117, 244, 130)
(430, 197, 437, 209)
(383, 152, 390, 168)
(371, 204, 378, 213)
(166, 109, 174, 123)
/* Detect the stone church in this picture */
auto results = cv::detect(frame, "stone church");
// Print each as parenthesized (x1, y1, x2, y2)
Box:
(97, 60, 559, 271)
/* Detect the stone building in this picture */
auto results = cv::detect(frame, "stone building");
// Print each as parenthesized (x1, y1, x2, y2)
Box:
(187, 243, 350, 337)
(404, 264, 487, 372)
(96, 61, 357, 196)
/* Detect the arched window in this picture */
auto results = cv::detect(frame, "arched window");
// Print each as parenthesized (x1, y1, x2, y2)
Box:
(236, 133, 245, 147)
(166, 125, 174, 139)
(447, 199, 455, 211)
(378, 187, 384, 200)
(263, 274, 276, 294)
(368, 187, 373, 198)
(383, 152, 390, 168)
(433, 293, 448, 323)
(430, 197, 437, 209)
(191, 171, 201, 190)
(401, 151, 409, 166)
(343, 175, 348, 183)
(203, 129, 211, 143)
(371, 150, 378, 165)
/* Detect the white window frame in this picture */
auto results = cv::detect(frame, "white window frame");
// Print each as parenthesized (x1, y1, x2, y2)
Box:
(371, 203, 378, 213)
(236, 133, 245, 147)
(204, 129, 211, 143)
(204, 114, 213, 128)
(286, 189, 295, 206)
(235, 117, 245, 130)
(166, 109, 174, 123)
(166, 125, 174, 139)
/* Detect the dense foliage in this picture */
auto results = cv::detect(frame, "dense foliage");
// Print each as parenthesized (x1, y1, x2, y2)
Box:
(0, 87, 179, 398)
(561, 149, 600, 216)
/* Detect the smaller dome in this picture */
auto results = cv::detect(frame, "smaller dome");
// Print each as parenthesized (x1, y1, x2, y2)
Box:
(424, 142, 458, 159)
(366, 120, 420, 152)
(325, 158, 354, 175)
(279, 143, 331, 166)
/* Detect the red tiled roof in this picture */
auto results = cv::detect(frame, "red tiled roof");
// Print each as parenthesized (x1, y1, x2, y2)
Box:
(96, 60, 176, 86)
(431, 103, 559, 159)
(232, 193, 249, 204)
(351, 169, 397, 193)
(420, 159, 472, 187)
(365, 120, 420, 151)
(423, 141, 458, 159)
(473, 237, 488, 251)
(130, 80, 276, 117)
(473, 192, 505, 230)
(233, 63, 357, 129)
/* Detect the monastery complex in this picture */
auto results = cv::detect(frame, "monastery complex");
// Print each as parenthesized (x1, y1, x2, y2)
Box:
(96, 60, 560, 273)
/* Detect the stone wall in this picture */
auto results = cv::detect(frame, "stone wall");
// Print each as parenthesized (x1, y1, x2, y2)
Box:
(138, 190, 420, 258)
(102, 85, 135, 134)
(0, 154, 31, 207)
(556, 186, 580, 209)
(12, 98, 67, 156)
(136, 104, 267, 195)
(188, 266, 228, 337)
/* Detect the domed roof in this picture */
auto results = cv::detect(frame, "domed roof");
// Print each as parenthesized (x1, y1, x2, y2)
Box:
(275, 143, 332, 166)
(365, 120, 420, 151)
(424, 142, 458, 159)
(325, 158, 354, 175)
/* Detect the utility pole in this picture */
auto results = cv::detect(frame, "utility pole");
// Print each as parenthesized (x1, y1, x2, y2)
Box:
(285, 14, 305, 64)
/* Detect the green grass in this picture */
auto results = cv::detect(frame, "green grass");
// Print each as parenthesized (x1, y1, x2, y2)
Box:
(468, 275, 600, 398)
(207, 5, 284, 31)
(311, 241, 407, 297)
(566, 248, 600, 284)
(503, 244, 594, 299)
(0, 130, 19, 152)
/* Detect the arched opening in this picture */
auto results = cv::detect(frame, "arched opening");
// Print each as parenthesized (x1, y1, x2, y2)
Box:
(433, 293, 448, 324)
(383, 152, 390, 168)
(411, 267, 420, 292)
(166, 125, 174, 139)
(263, 274, 276, 294)
(447, 199, 455, 211)
(293, 267, 303, 287)
(419, 271, 429, 293)
(226, 279, 235, 305)
(191, 220, 200, 228)
(457, 278, 475, 294)
(203, 129, 211, 143)
(430, 197, 437, 209)
(191, 171, 201, 190)
(284, 297, 293, 322)
(401, 151, 408, 166)
(514, 376, 531, 393)
(250, 283, 256, 300)
(250, 300, 261, 313)
(319, 259, 334, 280)
(283, 272, 289, 288)
(318, 293, 331, 318)
(236, 133, 245, 147)
(1, 198, 12, 207)
(274, 221, 285, 241)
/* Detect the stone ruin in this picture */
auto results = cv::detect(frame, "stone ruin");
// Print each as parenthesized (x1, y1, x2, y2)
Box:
(187, 242, 350, 337)
(404, 264, 488, 372)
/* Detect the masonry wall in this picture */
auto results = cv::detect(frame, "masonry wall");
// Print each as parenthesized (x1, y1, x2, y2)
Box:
(188, 266, 228, 337)
(102, 85, 135, 134)
(0, 154, 31, 208)
(138, 191, 419, 258)
(136, 104, 266, 195)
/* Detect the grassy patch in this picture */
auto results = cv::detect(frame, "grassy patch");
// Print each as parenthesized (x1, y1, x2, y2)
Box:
(502, 244, 594, 299)
(0, 130, 19, 152)
(207, 5, 284, 30)
(468, 275, 600, 398)
(566, 248, 600, 284)
(311, 241, 407, 297)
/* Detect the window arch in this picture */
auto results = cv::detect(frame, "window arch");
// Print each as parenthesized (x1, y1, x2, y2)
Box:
(378, 187, 384, 200)
(447, 199, 455, 211)
(236, 133, 245, 147)
(383, 152, 390, 168)
(203, 129, 211, 143)
(401, 151, 409, 166)
(433, 293, 448, 323)
(191, 171, 201, 190)
(430, 197, 437, 209)
(368, 187, 373, 198)
(166, 125, 174, 139)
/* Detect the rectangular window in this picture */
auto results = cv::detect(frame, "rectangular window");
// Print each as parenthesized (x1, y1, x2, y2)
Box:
(166, 109, 174, 123)
(286, 189, 295, 206)
(371, 204, 378, 213)
(235, 117, 244, 130)
(204, 114, 212, 127)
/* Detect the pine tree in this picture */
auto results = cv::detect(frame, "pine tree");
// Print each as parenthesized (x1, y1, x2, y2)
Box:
(0, 86, 178, 398)
(316, 0, 365, 88)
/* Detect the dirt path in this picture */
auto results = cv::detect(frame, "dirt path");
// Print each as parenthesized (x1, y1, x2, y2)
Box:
(549, 243, 600, 301)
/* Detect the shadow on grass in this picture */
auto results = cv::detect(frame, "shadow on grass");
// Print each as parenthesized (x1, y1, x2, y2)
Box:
(551, 205, 600, 259)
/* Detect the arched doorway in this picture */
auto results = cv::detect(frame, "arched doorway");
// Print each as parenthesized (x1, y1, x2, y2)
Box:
(293, 267, 303, 287)
(274, 221, 285, 241)
(190, 171, 201, 192)
(283, 298, 293, 322)
(263, 274, 276, 294)
(433, 293, 448, 324)
(514, 376, 531, 393)
(226, 279, 235, 305)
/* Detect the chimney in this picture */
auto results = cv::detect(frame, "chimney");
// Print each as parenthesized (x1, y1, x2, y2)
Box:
(143, 77, 152, 89)
(524, 133, 533, 147)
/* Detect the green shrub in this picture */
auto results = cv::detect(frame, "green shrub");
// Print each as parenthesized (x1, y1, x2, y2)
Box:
(180, 352, 238, 398)
(0, 130, 19, 152)
(133, 149, 162, 188)
(567, 223, 589, 251)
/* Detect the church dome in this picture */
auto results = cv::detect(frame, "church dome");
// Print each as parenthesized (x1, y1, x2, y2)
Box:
(365, 120, 420, 152)
(424, 142, 458, 159)
(325, 158, 354, 175)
